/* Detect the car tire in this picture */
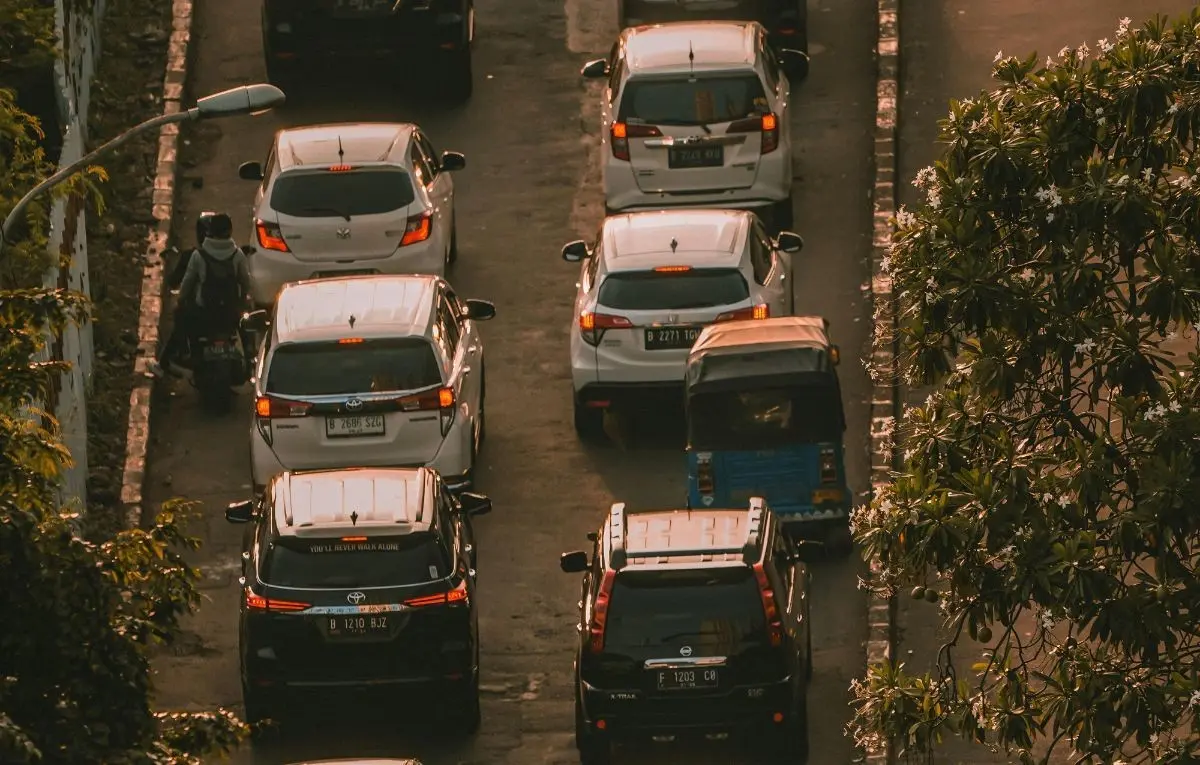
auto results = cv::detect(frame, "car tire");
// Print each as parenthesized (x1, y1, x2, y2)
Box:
(575, 691, 612, 764)
(573, 397, 605, 441)
(766, 687, 810, 761)
(773, 195, 795, 232)
(440, 668, 482, 735)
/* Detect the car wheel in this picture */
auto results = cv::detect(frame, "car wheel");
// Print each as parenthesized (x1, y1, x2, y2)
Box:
(573, 397, 605, 441)
(440, 661, 481, 734)
(576, 691, 612, 764)
(773, 195, 795, 232)
(447, 216, 459, 266)
(765, 686, 810, 761)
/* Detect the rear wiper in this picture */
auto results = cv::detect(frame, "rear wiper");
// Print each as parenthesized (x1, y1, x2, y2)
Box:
(302, 206, 351, 222)
(670, 302, 718, 310)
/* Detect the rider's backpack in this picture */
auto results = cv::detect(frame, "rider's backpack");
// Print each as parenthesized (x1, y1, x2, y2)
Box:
(197, 250, 241, 328)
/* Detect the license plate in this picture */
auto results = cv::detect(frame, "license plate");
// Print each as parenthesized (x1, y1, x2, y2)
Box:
(668, 145, 724, 169)
(203, 342, 238, 359)
(325, 415, 385, 438)
(656, 667, 720, 691)
(323, 613, 392, 639)
(645, 326, 701, 351)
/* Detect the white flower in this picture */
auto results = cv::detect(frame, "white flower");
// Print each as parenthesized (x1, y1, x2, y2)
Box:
(1046, 212, 1055, 222)
(1042, 493, 1055, 504)
(994, 50, 1004, 63)
(1058, 494, 1071, 508)
(1175, 175, 1192, 189)
(880, 254, 892, 273)
(1145, 403, 1168, 421)
(1094, 108, 1104, 119)
(1188, 690, 1200, 709)
(1169, 102, 1180, 115)
(1097, 116, 1106, 126)
(1074, 338, 1095, 354)
(1077, 42, 1090, 59)
(1046, 56, 1055, 68)
(1116, 174, 1130, 186)
(913, 166, 937, 189)
(1058, 45, 1072, 59)
(1039, 610, 1058, 631)
(895, 208, 917, 228)
(1169, 401, 1181, 413)
(1098, 38, 1113, 53)
(1142, 168, 1154, 182)
(926, 276, 936, 290)
(1019, 268, 1036, 282)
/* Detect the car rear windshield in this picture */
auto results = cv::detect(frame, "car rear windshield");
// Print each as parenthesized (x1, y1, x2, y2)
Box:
(598, 268, 750, 311)
(689, 385, 844, 449)
(266, 338, 442, 397)
(604, 568, 766, 650)
(618, 74, 769, 127)
(262, 534, 451, 589)
(269, 167, 416, 218)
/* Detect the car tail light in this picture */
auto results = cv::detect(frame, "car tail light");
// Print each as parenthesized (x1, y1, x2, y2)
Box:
(255, 219, 289, 252)
(819, 446, 838, 484)
(727, 112, 779, 155)
(245, 588, 310, 612)
(715, 303, 770, 322)
(579, 311, 633, 347)
(610, 121, 662, 161)
(397, 386, 456, 435)
(254, 395, 312, 445)
(696, 457, 715, 495)
(752, 563, 784, 647)
(400, 213, 433, 246)
(405, 579, 469, 607)
(588, 569, 616, 653)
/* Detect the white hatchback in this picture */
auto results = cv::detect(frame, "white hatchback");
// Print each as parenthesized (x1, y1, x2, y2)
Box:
(581, 21, 808, 230)
(237, 122, 466, 308)
(245, 274, 495, 494)
(561, 208, 804, 438)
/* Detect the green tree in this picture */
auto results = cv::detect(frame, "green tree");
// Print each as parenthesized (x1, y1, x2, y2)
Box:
(0, 77, 246, 765)
(850, 11, 1200, 764)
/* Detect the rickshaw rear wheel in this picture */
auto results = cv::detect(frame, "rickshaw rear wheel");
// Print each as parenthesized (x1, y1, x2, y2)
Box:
(573, 398, 606, 441)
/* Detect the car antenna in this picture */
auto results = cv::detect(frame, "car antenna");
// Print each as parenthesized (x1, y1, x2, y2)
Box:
(350, 510, 359, 526)
(337, 135, 345, 162)
(670, 237, 679, 253)
(348, 314, 357, 329)
(688, 41, 696, 81)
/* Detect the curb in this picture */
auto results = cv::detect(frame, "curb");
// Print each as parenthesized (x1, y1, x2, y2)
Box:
(864, 0, 900, 763)
(118, 0, 195, 530)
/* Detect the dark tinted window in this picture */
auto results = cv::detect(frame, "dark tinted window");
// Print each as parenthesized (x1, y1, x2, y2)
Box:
(269, 168, 415, 218)
(618, 74, 768, 126)
(266, 339, 441, 397)
(689, 385, 844, 449)
(604, 568, 766, 650)
(262, 535, 450, 588)
(598, 269, 749, 311)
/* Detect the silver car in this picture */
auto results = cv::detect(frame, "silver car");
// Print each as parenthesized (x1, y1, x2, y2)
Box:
(619, 0, 809, 55)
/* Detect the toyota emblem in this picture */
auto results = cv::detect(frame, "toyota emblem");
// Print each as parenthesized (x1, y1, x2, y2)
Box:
(345, 398, 364, 411)
(679, 645, 693, 657)
(347, 591, 366, 605)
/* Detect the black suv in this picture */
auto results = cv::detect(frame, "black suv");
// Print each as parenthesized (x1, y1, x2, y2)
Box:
(227, 466, 492, 729)
(260, 0, 475, 100)
(560, 498, 815, 763)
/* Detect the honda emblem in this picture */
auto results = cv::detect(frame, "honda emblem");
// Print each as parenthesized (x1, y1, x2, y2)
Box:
(336, 227, 351, 239)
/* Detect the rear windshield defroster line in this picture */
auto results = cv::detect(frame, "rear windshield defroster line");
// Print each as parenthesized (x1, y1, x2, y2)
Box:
(265, 338, 442, 398)
(262, 534, 451, 589)
(618, 74, 769, 127)
(597, 268, 751, 311)
(269, 167, 416, 218)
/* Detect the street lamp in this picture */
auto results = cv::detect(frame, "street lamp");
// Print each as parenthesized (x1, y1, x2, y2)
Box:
(0, 83, 286, 259)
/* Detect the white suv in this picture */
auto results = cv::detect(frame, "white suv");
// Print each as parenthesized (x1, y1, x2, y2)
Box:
(244, 274, 495, 494)
(581, 21, 808, 230)
(237, 122, 466, 307)
(562, 208, 804, 438)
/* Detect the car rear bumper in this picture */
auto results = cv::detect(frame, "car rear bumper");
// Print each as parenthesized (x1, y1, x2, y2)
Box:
(263, 0, 469, 56)
(578, 677, 793, 737)
(575, 381, 685, 409)
(246, 242, 444, 308)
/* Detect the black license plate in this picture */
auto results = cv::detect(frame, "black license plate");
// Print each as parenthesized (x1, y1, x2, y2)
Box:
(332, 0, 392, 14)
(203, 342, 238, 359)
(645, 326, 701, 350)
(657, 667, 720, 691)
(323, 613, 392, 638)
(668, 145, 724, 169)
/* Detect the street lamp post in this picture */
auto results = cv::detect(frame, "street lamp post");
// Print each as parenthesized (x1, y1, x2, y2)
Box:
(0, 83, 286, 259)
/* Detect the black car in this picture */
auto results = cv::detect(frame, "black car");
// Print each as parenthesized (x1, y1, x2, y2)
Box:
(618, 0, 809, 56)
(260, 0, 475, 100)
(560, 497, 816, 764)
(227, 466, 492, 729)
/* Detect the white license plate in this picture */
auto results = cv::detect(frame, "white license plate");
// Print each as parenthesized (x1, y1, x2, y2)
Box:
(325, 415, 385, 438)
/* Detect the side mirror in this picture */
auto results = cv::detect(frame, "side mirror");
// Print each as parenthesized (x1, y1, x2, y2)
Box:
(225, 500, 255, 524)
(241, 309, 270, 333)
(793, 539, 825, 563)
(464, 298, 497, 321)
(241, 245, 257, 256)
(238, 161, 264, 181)
(778, 48, 810, 82)
(440, 151, 466, 172)
(458, 491, 493, 516)
(581, 58, 608, 79)
(586, 531, 598, 542)
(562, 240, 589, 262)
(560, 550, 589, 573)
(776, 231, 804, 253)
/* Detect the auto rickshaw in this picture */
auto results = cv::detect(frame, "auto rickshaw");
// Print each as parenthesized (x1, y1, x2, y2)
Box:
(684, 316, 850, 547)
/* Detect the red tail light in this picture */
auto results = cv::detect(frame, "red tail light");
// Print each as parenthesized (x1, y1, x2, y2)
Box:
(588, 569, 616, 653)
(752, 564, 784, 647)
(819, 447, 838, 484)
(400, 213, 433, 246)
(255, 395, 312, 419)
(727, 112, 779, 155)
(611, 121, 663, 161)
(579, 311, 633, 346)
(245, 588, 310, 612)
(715, 303, 770, 322)
(396, 386, 455, 412)
(405, 579, 469, 607)
(697, 459, 715, 494)
(255, 219, 289, 252)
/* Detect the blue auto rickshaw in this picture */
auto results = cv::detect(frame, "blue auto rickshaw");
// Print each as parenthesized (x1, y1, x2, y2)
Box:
(685, 316, 850, 544)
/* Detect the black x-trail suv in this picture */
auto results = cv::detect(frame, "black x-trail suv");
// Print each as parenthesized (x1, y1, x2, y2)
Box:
(560, 497, 815, 764)
(228, 466, 493, 729)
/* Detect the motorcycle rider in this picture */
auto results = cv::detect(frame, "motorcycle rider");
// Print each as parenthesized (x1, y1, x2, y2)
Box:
(149, 212, 253, 378)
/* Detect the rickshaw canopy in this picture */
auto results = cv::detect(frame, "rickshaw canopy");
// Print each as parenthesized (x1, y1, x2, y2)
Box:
(686, 316, 839, 394)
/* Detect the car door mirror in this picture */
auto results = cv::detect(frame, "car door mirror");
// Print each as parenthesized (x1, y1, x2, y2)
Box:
(792, 539, 825, 563)
(464, 298, 496, 321)
(458, 491, 493, 516)
(586, 531, 598, 542)
(440, 151, 466, 172)
(225, 500, 255, 523)
(560, 550, 589, 573)
(562, 240, 589, 262)
(778, 48, 809, 81)
(241, 245, 257, 256)
(240, 309, 270, 333)
(238, 161, 264, 181)
(580, 58, 608, 79)
(775, 231, 804, 253)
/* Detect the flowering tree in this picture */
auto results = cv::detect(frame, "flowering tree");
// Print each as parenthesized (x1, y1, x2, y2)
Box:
(850, 11, 1200, 764)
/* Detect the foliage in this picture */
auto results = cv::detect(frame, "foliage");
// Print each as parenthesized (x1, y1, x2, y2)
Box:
(0, 0, 57, 84)
(0, 86, 54, 284)
(850, 11, 1200, 765)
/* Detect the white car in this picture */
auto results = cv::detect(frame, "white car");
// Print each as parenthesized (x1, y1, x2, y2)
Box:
(245, 274, 495, 494)
(562, 208, 804, 438)
(237, 122, 466, 308)
(581, 21, 808, 230)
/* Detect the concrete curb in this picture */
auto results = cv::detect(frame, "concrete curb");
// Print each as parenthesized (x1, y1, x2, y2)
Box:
(864, 0, 900, 762)
(118, 0, 194, 530)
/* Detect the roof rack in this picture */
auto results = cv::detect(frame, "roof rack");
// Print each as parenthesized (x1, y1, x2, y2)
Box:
(608, 502, 628, 569)
(741, 497, 766, 564)
(606, 497, 769, 570)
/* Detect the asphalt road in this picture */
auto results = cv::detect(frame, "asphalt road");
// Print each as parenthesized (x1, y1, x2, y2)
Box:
(894, 2, 1197, 762)
(145, 0, 878, 762)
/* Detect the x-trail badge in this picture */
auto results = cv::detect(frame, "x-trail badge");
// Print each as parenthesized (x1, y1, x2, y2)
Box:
(679, 645, 693, 657)
(347, 591, 366, 605)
